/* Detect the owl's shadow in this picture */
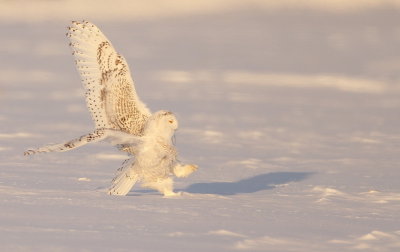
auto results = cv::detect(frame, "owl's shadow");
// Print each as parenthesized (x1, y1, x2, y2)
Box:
(183, 172, 312, 195)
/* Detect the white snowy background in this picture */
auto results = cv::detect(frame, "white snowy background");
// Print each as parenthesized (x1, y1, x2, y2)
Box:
(1, 0, 400, 251)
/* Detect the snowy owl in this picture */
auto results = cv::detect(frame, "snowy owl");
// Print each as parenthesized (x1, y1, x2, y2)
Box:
(25, 21, 198, 197)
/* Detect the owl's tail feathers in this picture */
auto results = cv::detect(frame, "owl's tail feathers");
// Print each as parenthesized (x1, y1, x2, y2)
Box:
(108, 159, 139, 196)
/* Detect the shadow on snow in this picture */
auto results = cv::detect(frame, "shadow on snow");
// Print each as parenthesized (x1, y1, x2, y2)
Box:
(184, 172, 312, 195)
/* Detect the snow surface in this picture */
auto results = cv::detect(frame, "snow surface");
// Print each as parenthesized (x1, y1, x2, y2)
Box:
(1, 2, 400, 251)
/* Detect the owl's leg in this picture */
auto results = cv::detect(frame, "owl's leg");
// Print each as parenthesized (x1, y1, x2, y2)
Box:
(24, 129, 108, 155)
(142, 177, 181, 197)
(173, 163, 198, 178)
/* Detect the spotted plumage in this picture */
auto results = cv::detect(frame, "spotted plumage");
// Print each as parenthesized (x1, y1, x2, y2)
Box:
(25, 21, 197, 196)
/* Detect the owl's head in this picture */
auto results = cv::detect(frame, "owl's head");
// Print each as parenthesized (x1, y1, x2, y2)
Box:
(144, 110, 178, 138)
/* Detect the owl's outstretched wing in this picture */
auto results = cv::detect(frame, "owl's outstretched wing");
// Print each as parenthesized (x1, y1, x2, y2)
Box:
(24, 129, 143, 156)
(66, 21, 151, 136)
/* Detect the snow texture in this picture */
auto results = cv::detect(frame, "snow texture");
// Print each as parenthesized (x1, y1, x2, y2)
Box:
(1, 1, 400, 251)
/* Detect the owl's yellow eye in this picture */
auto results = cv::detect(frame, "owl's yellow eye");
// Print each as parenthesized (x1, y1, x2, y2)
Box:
(168, 120, 174, 124)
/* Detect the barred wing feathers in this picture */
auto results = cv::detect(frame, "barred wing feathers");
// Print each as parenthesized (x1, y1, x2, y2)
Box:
(66, 21, 151, 136)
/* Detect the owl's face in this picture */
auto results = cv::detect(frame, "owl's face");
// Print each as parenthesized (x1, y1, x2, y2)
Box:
(160, 111, 178, 130)
(145, 110, 179, 137)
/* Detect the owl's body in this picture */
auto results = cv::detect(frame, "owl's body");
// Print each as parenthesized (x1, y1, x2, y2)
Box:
(25, 21, 197, 196)
(108, 110, 189, 196)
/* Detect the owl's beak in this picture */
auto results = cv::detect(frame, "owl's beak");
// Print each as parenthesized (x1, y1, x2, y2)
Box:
(169, 120, 174, 124)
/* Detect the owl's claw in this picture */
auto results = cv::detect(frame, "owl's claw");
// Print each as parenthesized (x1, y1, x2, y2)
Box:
(173, 164, 198, 178)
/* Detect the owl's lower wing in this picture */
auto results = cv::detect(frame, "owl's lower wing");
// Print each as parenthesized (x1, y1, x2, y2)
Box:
(67, 21, 151, 136)
(24, 129, 142, 156)
(24, 129, 108, 155)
